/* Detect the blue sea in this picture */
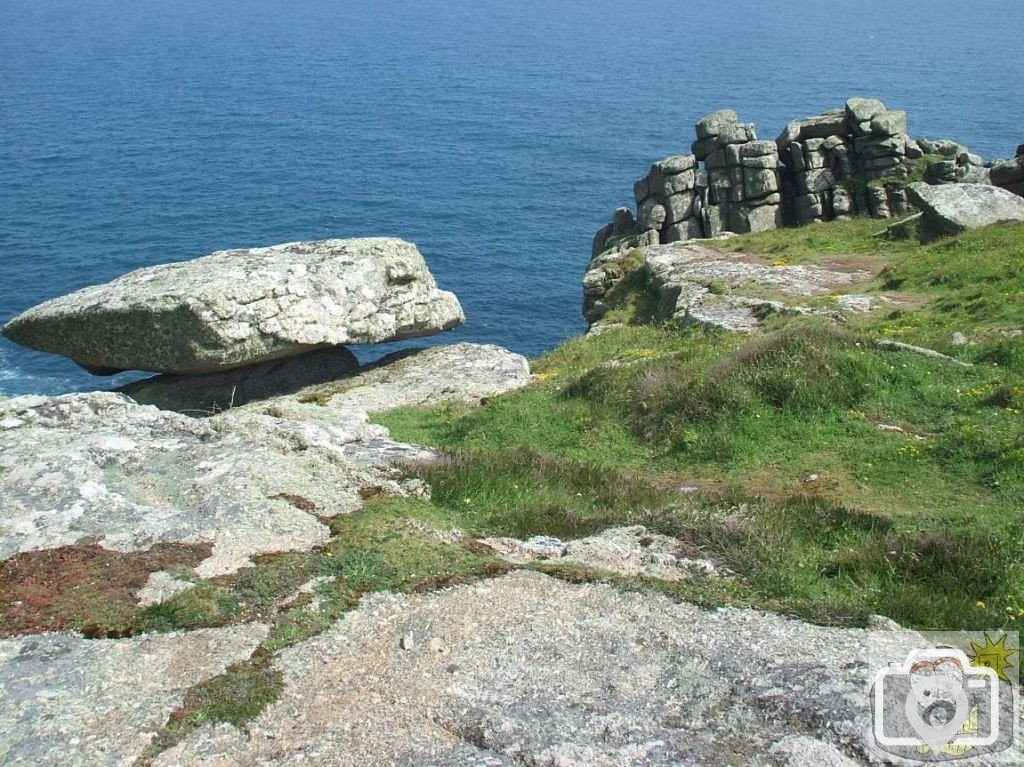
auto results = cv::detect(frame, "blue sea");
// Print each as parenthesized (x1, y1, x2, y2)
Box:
(2, 0, 1022, 396)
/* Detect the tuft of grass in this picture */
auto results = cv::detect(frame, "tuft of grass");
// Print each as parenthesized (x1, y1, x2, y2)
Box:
(626, 324, 872, 441)
(643, 496, 1015, 628)
(705, 278, 729, 296)
(408, 448, 677, 540)
(178, 657, 283, 729)
(133, 582, 242, 633)
(137, 655, 284, 765)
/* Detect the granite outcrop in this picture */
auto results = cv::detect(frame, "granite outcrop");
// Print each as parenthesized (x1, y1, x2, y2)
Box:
(990, 143, 1024, 197)
(585, 239, 877, 330)
(592, 97, 1012, 265)
(148, 571, 1023, 767)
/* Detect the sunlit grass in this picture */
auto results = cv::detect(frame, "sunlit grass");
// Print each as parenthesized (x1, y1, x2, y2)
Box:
(377, 220, 1024, 631)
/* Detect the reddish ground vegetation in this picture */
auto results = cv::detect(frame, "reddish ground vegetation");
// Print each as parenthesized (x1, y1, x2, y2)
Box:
(0, 542, 211, 637)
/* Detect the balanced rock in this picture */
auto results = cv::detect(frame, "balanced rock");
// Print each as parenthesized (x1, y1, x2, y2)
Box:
(906, 182, 1024, 242)
(2, 238, 464, 375)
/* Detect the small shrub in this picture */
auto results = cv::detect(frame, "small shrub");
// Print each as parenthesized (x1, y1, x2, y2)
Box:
(628, 325, 874, 443)
(133, 583, 241, 633)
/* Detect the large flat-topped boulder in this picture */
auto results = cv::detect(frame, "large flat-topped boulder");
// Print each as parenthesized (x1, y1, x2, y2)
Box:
(906, 182, 1024, 242)
(2, 237, 465, 375)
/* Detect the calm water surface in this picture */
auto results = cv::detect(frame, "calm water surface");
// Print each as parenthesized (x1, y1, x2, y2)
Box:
(1, 0, 1022, 394)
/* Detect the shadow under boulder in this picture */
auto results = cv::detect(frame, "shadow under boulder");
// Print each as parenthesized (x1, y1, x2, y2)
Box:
(119, 346, 359, 414)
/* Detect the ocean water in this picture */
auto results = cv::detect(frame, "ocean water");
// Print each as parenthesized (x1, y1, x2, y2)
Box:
(1, 0, 1022, 396)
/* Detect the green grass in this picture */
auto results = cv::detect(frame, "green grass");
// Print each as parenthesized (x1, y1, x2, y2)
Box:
(713, 218, 1024, 358)
(376, 220, 1024, 632)
(137, 655, 284, 766)
(716, 215, 904, 262)
(592, 247, 663, 325)
(178, 659, 283, 728)
(414, 448, 677, 540)
(386, 446, 1021, 630)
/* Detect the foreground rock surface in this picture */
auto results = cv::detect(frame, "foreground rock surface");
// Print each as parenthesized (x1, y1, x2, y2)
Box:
(906, 183, 1024, 242)
(2, 237, 464, 375)
(152, 571, 1023, 766)
(0, 624, 268, 767)
(0, 343, 530, 576)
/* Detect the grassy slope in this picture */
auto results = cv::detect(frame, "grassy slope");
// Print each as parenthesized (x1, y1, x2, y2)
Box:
(377, 219, 1024, 631)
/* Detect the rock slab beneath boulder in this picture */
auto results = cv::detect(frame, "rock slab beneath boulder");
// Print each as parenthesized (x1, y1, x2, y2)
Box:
(2, 237, 465, 375)
(0, 343, 529, 577)
(298, 342, 532, 416)
(907, 183, 1024, 242)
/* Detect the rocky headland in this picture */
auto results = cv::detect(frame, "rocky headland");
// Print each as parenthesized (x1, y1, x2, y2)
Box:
(2, 107, 1024, 766)
(586, 100, 1024, 330)
(592, 97, 1024, 264)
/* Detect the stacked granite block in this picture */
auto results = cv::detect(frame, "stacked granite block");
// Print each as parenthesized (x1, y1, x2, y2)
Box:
(692, 110, 783, 237)
(592, 109, 785, 256)
(591, 206, 659, 259)
(776, 98, 913, 223)
(637, 153, 702, 243)
(590, 97, 1006, 260)
(918, 138, 986, 184)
